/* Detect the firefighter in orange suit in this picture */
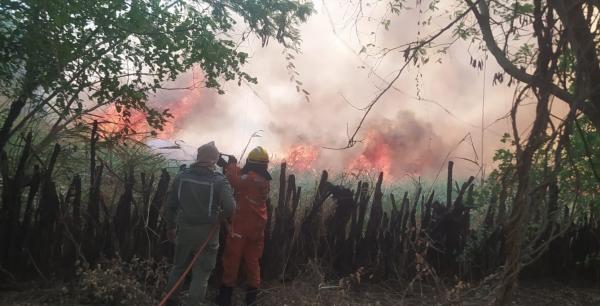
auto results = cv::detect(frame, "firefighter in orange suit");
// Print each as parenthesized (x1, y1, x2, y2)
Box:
(216, 146, 271, 306)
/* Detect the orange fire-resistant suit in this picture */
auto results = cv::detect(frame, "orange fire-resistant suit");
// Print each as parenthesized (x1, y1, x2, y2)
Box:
(221, 163, 270, 288)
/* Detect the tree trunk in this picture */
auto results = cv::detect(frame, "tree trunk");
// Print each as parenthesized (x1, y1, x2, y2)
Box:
(495, 1, 554, 304)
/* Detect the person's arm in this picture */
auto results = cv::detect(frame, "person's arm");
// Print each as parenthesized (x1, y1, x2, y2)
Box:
(224, 163, 242, 189)
(218, 177, 236, 220)
(163, 175, 180, 241)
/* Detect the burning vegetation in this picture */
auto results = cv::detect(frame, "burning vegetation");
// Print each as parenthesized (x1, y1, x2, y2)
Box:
(283, 144, 320, 172)
(273, 111, 448, 179)
(91, 93, 199, 141)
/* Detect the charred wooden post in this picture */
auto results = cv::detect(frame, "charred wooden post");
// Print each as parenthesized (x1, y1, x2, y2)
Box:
(84, 123, 101, 263)
(355, 182, 370, 240)
(426, 200, 445, 271)
(379, 210, 392, 278)
(346, 185, 360, 266)
(452, 176, 475, 210)
(389, 193, 398, 231)
(84, 163, 103, 263)
(458, 183, 475, 278)
(1, 132, 33, 268)
(148, 169, 170, 233)
(400, 191, 410, 232)
(264, 163, 286, 279)
(114, 166, 134, 259)
(410, 187, 422, 230)
(139, 172, 155, 226)
(279, 179, 302, 281)
(62, 174, 82, 272)
(134, 172, 154, 257)
(101, 195, 115, 257)
(148, 169, 169, 259)
(290, 183, 301, 223)
(464, 183, 475, 236)
(34, 144, 61, 272)
(22, 165, 41, 246)
(422, 191, 434, 230)
(364, 173, 384, 240)
(89, 121, 99, 188)
(392, 192, 411, 278)
(348, 182, 362, 249)
(447, 161, 454, 209)
(388, 191, 407, 273)
(278, 174, 298, 278)
(299, 170, 329, 259)
(351, 182, 371, 266)
(70, 175, 82, 243)
(496, 173, 510, 227)
(273, 163, 287, 238)
(353, 181, 362, 203)
(282, 174, 296, 237)
(431, 176, 475, 276)
(321, 182, 353, 269)
(361, 173, 384, 266)
(484, 194, 497, 229)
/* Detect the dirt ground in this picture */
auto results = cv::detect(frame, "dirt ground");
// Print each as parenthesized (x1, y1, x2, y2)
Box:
(1, 279, 599, 306)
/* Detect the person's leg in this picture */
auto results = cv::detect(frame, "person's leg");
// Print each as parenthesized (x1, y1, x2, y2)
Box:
(242, 234, 264, 305)
(216, 234, 245, 306)
(166, 241, 193, 303)
(185, 241, 218, 306)
(220, 233, 245, 287)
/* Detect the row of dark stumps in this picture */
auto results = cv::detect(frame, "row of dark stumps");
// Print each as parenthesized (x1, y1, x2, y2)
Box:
(1, 131, 599, 289)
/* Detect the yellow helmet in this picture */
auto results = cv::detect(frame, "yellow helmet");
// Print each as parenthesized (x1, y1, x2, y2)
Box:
(246, 146, 269, 164)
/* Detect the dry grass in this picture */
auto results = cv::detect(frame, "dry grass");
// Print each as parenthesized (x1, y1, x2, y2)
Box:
(1, 261, 598, 306)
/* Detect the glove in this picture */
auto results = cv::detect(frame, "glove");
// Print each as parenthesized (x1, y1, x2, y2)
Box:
(217, 156, 227, 168)
(228, 155, 237, 165)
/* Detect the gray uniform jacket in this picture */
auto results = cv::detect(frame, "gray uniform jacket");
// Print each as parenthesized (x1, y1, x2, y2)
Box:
(164, 165, 236, 240)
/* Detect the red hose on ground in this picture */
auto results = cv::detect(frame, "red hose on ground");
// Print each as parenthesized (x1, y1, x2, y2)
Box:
(157, 223, 219, 306)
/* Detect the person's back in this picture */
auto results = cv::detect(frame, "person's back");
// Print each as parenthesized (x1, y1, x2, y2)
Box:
(217, 146, 272, 306)
(169, 165, 233, 240)
(163, 141, 235, 306)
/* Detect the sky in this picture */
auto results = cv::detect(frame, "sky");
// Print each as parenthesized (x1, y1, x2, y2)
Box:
(144, 1, 528, 182)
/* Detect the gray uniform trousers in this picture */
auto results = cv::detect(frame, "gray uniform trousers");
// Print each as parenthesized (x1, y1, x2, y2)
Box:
(166, 223, 220, 306)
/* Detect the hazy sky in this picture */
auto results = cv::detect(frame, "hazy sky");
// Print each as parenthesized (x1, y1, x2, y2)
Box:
(146, 1, 526, 181)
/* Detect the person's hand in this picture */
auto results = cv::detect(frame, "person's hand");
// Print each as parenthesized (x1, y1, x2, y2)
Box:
(228, 155, 237, 165)
(217, 156, 227, 168)
(167, 229, 177, 242)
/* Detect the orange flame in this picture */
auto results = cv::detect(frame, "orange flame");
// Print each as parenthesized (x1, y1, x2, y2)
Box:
(347, 130, 393, 178)
(158, 95, 196, 139)
(91, 95, 196, 140)
(94, 106, 149, 140)
(284, 144, 320, 172)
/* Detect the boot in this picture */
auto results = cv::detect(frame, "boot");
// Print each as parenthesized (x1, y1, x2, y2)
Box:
(215, 285, 233, 306)
(245, 287, 258, 306)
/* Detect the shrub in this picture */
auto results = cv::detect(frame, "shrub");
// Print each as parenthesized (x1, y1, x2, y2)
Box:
(75, 258, 159, 305)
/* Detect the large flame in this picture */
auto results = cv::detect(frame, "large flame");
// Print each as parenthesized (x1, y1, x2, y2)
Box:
(91, 95, 197, 140)
(94, 106, 149, 140)
(159, 94, 196, 139)
(347, 129, 393, 178)
(284, 144, 320, 172)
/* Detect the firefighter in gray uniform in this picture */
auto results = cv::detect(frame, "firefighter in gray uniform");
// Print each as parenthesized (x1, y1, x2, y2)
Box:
(163, 141, 236, 306)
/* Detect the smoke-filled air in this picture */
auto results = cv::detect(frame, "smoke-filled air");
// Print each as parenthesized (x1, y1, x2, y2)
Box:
(140, 1, 518, 180)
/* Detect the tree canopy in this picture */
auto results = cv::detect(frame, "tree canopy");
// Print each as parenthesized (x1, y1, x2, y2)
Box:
(0, 0, 314, 151)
